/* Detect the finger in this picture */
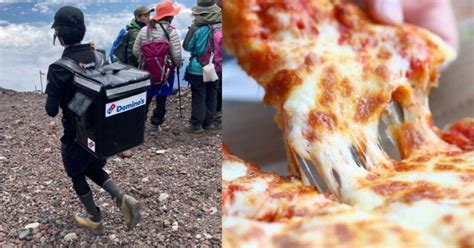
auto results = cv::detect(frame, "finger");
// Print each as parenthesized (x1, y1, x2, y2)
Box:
(402, 0, 458, 50)
(366, 0, 404, 24)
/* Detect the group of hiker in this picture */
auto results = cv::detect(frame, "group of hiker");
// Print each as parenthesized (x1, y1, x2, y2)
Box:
(44, 0, 222, 234)
(111, 0, 222, 133)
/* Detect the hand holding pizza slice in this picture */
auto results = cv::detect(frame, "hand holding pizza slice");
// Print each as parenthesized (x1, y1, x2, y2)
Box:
(224, 0, 474, 247)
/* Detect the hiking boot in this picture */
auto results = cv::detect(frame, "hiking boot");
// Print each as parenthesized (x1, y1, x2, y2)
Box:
(150, 124, 162, 132)
(74, 210, 104, 235)
(115, 195, 141, 231)
(214, 112, 222, 123)
(203, 123, 218, 131)
(185, 125, 204, 134)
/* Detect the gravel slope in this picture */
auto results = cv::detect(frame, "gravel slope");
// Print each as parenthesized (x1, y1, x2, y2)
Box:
(0, 87, 222, 247)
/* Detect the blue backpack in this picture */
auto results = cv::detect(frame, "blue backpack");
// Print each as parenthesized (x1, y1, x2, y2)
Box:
(109, 28, 129, 63)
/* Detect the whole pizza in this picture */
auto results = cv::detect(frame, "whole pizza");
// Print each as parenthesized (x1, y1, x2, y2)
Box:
(223, 0, 474, 247)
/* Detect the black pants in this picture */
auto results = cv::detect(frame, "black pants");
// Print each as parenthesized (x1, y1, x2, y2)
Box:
(145, 95, 167, 126)
(216, 72, 222, 113)
(61, 142, 110, 196)
(188, 73, 217, 127)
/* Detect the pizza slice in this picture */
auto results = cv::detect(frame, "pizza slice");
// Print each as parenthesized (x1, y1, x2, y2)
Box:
(222, 153, 443, 247)
(439, 118, 474, 151)
(224, 0, 474, 247)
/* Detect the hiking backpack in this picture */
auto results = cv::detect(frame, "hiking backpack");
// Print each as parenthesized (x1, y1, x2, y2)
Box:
(198, 24, 222, 73)
(139, 23, 175, 85)
(109, 28, 137, 64)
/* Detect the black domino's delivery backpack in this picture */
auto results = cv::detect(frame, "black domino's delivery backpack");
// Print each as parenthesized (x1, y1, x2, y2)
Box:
(54, 50, 150, 158)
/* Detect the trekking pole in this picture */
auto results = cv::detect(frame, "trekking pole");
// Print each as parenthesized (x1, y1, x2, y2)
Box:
(177, 68, 183, 118)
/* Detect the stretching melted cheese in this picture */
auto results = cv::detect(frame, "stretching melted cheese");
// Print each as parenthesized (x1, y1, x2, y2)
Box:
(222, 153, 443, 247)
(224, 0, 474, 247)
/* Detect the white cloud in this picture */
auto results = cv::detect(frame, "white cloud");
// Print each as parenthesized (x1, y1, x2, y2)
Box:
(0, 6, 194, 92)
(32, 2, 51, 14)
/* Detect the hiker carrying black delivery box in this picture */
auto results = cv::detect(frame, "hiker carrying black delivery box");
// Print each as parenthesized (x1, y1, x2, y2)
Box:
(45, 6, 141, 234)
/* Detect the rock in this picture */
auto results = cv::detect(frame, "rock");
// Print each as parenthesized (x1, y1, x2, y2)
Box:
(2, 244, 15, 248)
(210, 207, 218, 215)
(109, 234, 117, 241)
(171, 222, 179, 231)
(163, 220, 170, 227)
(24, 222, 40, 233)
(14, 119, 23, 125)
(18, 229, 31, 240)
(40, 236, 46, 244)
(204, 233, 212, 239)
(33, 232, 42, 240)
(63, 232, 77, 241)
(43, 148, 51, 153)
(0, 156, 6, 161)
(119, 150, 133, 158)
(49, 121, 56, 126)
(196, 234, 202, 239)
(155, 149, 167, 154)
(141, 177, 149, 183)
(158, 193, 169, 202)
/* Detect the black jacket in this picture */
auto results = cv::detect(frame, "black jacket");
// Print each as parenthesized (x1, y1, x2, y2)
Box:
(45, 43, 96, 144)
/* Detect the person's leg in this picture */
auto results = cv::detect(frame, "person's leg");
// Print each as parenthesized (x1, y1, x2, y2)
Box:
(216, 72, 222, 113)
(84, 161, 123, 201)
(145, 96, 153, 121)
(146, 85, 158, 124)
(61, 143, 103, 232)
(189, 74, 206, 129)
(152, 95, 167, 126)
(71, 175, 101, 221)
(85, 159, 141, 230)
(203, 80, 218, 128)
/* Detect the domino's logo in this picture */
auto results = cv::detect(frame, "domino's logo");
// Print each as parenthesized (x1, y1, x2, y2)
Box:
(107, 104, 116, 115)
(105, 92, 146, 118)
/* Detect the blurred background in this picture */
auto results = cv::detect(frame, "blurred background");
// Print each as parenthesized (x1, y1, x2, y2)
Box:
(223, 0, 474, 175)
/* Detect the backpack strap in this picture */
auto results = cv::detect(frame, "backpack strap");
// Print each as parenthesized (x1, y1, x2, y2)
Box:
(208, 24, 215, 55)
(145, 22, 172, 41)
(54, 50, 106, 74)
(146, 26, 152, 41)
(94, 50, 106, 69)
(53, 57, 84, 74)
(158, 22, 171, 41)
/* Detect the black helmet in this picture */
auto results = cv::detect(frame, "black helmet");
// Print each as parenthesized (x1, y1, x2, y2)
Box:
(51, 6, 85, 28)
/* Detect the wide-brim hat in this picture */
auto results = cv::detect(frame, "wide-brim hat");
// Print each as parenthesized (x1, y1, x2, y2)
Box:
(152, 0, 181, 21)
(191, 0, 220, 15)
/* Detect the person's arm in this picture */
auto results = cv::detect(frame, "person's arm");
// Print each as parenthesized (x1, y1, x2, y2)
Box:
(127, 29, 140, 67)
(182, 24, 198, 50)
(170, 29, 182, 67)
(132, 28, 144, 58)
(365, 0, 458, 50)
(184, 27, 199, 54)
(45, 64, 69, 117)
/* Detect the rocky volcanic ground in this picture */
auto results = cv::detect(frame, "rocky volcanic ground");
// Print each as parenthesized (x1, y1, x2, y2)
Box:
(0, 87, 221, 247)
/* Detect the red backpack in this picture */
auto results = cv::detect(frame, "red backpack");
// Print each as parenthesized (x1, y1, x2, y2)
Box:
(139, 22, 175, 84)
